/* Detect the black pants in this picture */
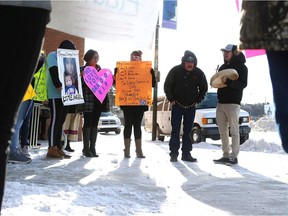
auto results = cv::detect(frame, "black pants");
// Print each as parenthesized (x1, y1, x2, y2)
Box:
(83, 105, 102, 128)
(123, 109, 144, 140)
(48, 99, 69, 148)
(169, 105, 196, 157)
(0, 6, 49, 211)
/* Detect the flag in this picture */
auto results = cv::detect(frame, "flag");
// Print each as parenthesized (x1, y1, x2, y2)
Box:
(162, 0, 177, 30)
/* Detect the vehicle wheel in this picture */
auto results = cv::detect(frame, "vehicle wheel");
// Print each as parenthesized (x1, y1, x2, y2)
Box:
(191, 126, 203, 144)
(115, 128, 121, 134)
(240, 135, 249, 145)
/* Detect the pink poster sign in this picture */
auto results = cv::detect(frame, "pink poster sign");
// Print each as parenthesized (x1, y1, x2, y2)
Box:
(245, 49, 266, 58)
(83, 66, 113, 103)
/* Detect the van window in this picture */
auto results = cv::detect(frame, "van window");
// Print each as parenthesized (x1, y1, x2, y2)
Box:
(197, 93, 217, 109)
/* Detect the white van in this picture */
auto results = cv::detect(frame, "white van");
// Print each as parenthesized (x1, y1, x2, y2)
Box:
(144, 92, 251, 144)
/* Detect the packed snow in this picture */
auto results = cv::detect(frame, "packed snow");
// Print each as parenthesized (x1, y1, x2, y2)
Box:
(250, 116, 277, 132)
(2, 125, 288, 215)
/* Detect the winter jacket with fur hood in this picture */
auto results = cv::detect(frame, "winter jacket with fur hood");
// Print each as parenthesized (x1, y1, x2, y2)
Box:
(217, 52, 248, 105)
(164, 52, 208, 106)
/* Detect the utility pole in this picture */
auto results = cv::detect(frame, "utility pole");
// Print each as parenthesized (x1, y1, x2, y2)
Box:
(152, 15, 160, 141)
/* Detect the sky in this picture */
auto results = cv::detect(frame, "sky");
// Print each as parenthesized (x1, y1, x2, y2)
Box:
(85, 0, 273, 104)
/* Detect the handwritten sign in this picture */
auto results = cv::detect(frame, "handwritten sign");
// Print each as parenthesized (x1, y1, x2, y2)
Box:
(57, 49, 84, 106)
(33, 63, 47, 102)
(116, 61, 152, 106)
(83, 67, 113, 103)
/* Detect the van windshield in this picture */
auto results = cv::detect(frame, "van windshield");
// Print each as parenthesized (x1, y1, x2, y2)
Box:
(101, 112, 114, 117)
(196, 93, 218, 109)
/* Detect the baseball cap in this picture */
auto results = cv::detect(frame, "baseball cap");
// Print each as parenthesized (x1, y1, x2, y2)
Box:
(220, 44, 235, 52)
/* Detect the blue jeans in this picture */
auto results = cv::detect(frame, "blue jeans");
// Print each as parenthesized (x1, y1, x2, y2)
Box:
(169, 104, 196, 157)
(20, 101, 34, 147)
(266, 51, 288, 153)
(10, 100, 33, 154)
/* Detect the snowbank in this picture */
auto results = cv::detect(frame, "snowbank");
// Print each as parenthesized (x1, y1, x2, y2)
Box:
(241, 137, 284, 154)
(250, 116, 277, 132)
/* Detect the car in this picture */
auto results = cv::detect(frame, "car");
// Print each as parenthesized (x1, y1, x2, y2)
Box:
(98, 112, 122, 134)
(144, 92, 251, 144)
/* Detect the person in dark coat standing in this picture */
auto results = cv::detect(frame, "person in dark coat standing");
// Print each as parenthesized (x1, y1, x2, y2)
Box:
(240, 1, 288, 153)
(213, 44, 248, 165)
(77, 49, 109, 157)
(164, 50, 208, 162)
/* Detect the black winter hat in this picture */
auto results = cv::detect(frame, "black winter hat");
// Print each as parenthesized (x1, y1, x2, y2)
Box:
(181, 50, 197, 65)
(58, 40, 76, 50)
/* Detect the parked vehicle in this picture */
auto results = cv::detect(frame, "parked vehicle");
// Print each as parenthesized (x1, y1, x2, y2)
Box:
(98, 112, 121, 134)
(144, 92, 251, 144)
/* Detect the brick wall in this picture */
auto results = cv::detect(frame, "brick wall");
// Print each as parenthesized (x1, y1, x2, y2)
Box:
(43, 27, 85, 65)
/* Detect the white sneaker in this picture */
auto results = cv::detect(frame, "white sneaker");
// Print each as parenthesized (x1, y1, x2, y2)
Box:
(21, 145, 31, 158)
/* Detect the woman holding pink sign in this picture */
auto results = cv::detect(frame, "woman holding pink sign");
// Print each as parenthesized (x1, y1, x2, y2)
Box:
(77, 49, 110, 157)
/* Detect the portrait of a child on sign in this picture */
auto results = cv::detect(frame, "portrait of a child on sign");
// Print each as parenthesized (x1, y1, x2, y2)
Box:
(57, 49, 84, 106)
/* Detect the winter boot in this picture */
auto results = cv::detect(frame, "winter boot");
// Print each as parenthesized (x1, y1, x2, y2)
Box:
(82, 127, 93, 157)
(47, 146, 64, 159)
(57, 147, 72, 159)
(124, 139, 131, 158)
(135, 139, 145, 158)
(89, 127, 99, 157)
(65, 140, 75, 152)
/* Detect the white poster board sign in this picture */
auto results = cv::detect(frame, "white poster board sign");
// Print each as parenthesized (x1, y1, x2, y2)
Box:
(57, 49, 84, 106)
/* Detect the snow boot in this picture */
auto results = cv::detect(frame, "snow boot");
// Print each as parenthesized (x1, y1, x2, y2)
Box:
(57, 147, 72, 159)
(47, 146, 64, 159)
(135, 139, 145, 158)
(82, 127, 93, 157)
(124, 139, 131, 158)
(89, 127, 99, 157)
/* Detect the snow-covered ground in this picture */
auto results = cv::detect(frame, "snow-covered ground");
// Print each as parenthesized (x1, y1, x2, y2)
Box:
(2, 126, 288, 216)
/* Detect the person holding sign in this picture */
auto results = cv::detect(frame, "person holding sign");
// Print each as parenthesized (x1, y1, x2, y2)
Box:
(77, 49, 110, 157)
(164, 50, 208, 162)
(46, 40, 76, 159)
(115, 50, 156, 158)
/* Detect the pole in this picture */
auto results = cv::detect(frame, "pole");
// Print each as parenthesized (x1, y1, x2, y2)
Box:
(152, 15, 160, 141)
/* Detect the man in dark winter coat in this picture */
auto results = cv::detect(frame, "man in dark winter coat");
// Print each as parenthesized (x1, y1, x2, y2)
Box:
(164, 50, 208, 162)
(213, 44, 248, 165)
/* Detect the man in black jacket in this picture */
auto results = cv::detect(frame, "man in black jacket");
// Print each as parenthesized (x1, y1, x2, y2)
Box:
(164, 50, 208, 162)
(213, 44, 248, 165)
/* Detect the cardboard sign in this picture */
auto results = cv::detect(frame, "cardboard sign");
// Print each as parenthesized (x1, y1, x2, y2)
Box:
(83, 67, 113, 103)
(57, 49, 84, 106)
(116, 61, 152, 106)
